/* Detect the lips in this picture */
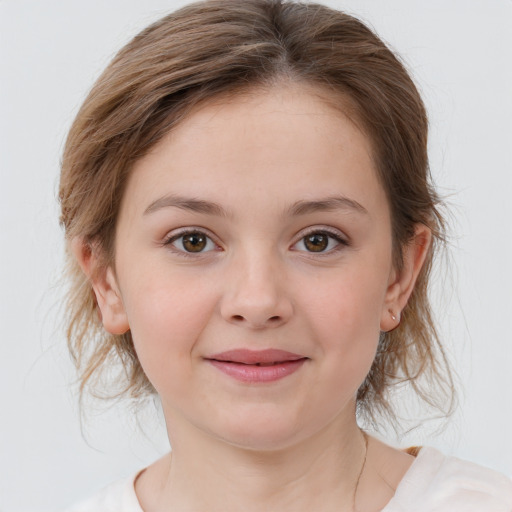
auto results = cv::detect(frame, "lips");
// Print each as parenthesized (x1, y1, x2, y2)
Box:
(206, 349, 307, 383)
(208, 349, 305, 365)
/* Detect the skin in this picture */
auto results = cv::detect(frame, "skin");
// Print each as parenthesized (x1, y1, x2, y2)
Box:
(75, 83, 431, 511)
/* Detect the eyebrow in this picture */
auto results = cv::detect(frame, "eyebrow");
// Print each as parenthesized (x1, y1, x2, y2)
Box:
(143, 194, 368, 217)
(287, 196, 368, 216)
(144, 194, 230, 217)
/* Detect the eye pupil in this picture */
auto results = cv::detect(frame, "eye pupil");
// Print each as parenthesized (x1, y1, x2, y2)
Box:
(304, 233, 328, 252)
(183, 232, 207, 252)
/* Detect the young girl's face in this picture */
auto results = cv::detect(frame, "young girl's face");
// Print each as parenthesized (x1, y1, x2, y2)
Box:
(99, 84, 405, 450)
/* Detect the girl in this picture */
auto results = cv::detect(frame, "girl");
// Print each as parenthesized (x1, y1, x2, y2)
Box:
(60, 0, 512, 510)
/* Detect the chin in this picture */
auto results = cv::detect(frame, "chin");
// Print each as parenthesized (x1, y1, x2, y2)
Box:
(207, 407, 315, 453)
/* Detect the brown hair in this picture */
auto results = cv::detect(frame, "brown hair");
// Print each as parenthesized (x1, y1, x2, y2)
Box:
(59, 0, 454, 428)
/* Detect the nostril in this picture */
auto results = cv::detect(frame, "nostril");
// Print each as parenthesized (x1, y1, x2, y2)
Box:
(230, 314, 282, 324)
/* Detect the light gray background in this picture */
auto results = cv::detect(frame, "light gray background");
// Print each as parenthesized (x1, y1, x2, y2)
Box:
(1, 1, 511, 510)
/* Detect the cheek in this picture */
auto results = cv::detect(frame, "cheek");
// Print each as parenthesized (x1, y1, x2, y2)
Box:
(119, 271, 217, 389)
(299, 258, 390, 380)
(306, 259, 388, 331)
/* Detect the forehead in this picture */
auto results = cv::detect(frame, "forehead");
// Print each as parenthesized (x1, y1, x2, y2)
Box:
(165, 83, 371, 160)
(122, 84, 387, 221)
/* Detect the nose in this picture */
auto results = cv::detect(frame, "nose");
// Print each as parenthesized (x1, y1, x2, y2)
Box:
(220, 249, 293, 329)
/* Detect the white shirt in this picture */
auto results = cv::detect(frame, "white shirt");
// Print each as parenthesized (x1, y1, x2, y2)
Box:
(65, 447, 512, 511)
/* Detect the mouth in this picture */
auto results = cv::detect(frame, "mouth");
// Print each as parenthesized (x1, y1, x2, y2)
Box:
(205, 349, 308, 383)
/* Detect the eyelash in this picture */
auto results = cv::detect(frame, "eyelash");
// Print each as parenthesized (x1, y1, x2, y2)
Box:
(291, 227, 349, 257)
(162, 227, 349, 257)
(163, 228, 220, 258)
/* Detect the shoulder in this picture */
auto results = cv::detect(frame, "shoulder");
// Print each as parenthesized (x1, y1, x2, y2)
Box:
(62, 472, 142, 512)
(384, 447, 512, 511)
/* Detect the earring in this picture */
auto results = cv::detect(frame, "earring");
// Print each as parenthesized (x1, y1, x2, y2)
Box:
(389, 310, 400, 322)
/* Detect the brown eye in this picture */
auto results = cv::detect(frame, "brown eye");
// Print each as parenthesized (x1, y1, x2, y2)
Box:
(304, 233, 329, 252)
(169, 231, 216, 253)
(292, 230, 346, 254)
(182, 232, 207, 252)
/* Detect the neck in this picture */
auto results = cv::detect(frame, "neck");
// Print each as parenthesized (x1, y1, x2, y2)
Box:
(140, 411, 368, 512)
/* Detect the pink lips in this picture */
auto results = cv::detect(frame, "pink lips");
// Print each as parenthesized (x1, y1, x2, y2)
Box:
(206, 349, 307, 383)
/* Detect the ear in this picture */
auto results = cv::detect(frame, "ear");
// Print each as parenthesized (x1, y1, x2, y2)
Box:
(70, 238, 130, 335)
(380, 224, 431, 332)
